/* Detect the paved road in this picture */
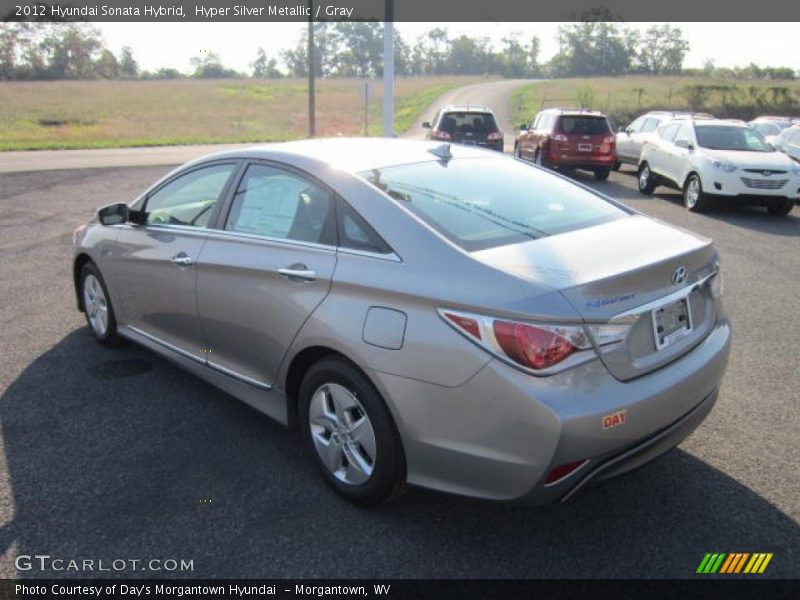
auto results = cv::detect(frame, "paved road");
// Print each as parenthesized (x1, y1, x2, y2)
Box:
(0, 79, 533, 173)
(0, 160, 798, 579)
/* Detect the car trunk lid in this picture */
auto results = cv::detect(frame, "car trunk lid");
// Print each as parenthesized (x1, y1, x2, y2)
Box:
(471, 216, 720, 381)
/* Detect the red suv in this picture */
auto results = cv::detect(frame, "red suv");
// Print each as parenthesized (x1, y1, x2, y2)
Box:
(514, 108, 617, 180)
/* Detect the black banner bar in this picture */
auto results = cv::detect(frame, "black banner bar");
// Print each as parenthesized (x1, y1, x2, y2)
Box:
(2, 0, 800, 22)
(2, 579, 799, 600)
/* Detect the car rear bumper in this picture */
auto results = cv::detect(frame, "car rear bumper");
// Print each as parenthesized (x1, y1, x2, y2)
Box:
(370, 318, 730, 503)
(550, 154, 616, 169)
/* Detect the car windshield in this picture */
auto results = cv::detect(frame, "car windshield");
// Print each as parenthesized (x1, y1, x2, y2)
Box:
(359, 157, 627, 252)
(556, 116, 611, 135)
(695, 126, 773, 152)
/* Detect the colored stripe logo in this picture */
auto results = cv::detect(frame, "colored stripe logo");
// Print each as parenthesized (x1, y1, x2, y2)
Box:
(696, 553, 773, 574)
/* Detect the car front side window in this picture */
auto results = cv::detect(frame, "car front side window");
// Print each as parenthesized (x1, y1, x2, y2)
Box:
(144, 163, 237, 228)
(225, 164, 334, 245)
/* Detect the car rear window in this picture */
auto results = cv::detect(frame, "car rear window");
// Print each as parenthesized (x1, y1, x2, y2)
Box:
(359, 156, 628, 252)
(437, 112, 498, 134)
(556, 116, 611, 135)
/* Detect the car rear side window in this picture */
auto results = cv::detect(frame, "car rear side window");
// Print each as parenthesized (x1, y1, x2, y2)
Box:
(225, 164, 334, 245)
(359, 157, 627, 252)
(336, 198, 392, 255)
(556, 116, 611, 135)
(641, 118, 660, 133)
(144, 163, 236, 228)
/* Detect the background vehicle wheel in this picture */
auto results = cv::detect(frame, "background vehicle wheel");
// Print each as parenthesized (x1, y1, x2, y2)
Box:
(767, 200, 794, 216)
(594, 168, 611, 181)
(534, 149, 545, 167)
(612, 160, 621, 171)
(80, 262, 121, 345)
(683, 174, 709, 212)
(513, 144, 521, 159)
(637, 162, 656, 194)
(299, 357, 405, 506)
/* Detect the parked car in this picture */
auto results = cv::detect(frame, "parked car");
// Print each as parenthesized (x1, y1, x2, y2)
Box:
(638, 119, 800, 215)
(616, 111, 713, 170)
(747, 119, 783, 146)
(73, 138, 730, 506)
(422, 104, 503, 151)
(773, 125, 800, 160)
(514, 108, 616, 180)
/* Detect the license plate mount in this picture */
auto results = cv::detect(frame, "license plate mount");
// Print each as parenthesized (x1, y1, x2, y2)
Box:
(578, 143, 592, 152)
(651, 298, 693, 350)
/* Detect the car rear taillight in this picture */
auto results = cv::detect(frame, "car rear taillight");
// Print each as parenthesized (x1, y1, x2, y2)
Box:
(487, 131, 503, 141)
(493, 320, 576, 370)
(431, 129, 451, 141)
(438, 309, 594, 374)
(600, 135, 615, 154)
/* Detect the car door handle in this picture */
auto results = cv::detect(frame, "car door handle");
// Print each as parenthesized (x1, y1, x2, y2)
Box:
(171, 253, 194, 266)
(278, 267, 317, 281)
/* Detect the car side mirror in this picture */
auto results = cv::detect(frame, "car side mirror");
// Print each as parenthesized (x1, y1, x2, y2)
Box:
(519, 123, 529, 131)
(618, 125, 627, 133)
(422, 121, 431, 129)
(675, 140, 694, 151)
(97, 202, 143, 226)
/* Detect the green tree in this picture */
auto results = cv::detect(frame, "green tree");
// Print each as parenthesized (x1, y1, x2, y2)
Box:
(119, 46, 138, 78)
(637, 25, 689, 75)
(552, 22, 633, 77)
(190, 52, 238, 78)
(251, 47, 282, 78)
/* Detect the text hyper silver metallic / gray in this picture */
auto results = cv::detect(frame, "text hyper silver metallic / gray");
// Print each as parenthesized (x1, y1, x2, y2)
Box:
(72, 138, 731, 505)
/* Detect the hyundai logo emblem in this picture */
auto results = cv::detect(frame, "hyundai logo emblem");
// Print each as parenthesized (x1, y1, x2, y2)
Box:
(762, 170, 772, 177)
(672, 266, 688, 285)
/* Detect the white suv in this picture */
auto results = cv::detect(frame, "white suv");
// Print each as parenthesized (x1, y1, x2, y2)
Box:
(638, 119, 800, 215)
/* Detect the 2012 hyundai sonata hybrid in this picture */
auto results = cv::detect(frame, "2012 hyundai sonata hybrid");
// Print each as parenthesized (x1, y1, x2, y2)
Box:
(72, 138, 730, 505)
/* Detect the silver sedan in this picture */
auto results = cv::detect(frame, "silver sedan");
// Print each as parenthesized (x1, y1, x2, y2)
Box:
(72, 139, 731, 505)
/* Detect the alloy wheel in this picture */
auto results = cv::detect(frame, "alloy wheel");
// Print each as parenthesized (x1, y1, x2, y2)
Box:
(83, 274, 108, 337)
(308, 383, 377, 486)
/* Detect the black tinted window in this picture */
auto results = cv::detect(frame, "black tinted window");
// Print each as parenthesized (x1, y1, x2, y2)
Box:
(145, 164, 236, 228)
(437, 112, 498, 133)
(556, 116, 611, 135)
(696, 126, 772, 152)
(336, 198, 392, 254)
(226, 164, 333, 244)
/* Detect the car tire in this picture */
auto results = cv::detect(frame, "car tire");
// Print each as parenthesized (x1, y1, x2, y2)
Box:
(299, 356, 406, 506)
(683, 174, 709, 212)
(513, 143, 521, 159)
(534, 149, 545, 167)
(637, 162, 656, 194)
(80, 261, 122, 346)
(767, 199, 794, 216)
(612, 160, 621, 171)
(594, 168, 611, 181)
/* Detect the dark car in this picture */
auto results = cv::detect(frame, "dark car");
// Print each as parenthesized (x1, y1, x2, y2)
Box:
(422, 105, 504, 151)
(515, 108, 617, 180)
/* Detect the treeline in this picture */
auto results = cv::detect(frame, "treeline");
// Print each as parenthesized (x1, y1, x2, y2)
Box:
(1, 21, 798, 82)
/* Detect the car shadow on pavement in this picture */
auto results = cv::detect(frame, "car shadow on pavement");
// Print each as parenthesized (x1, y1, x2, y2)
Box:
(2, 329, 798, 579)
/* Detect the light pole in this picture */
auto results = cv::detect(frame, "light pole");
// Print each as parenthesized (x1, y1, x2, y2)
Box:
(382, 1, 394, 137)
(307, 0, 315, 138)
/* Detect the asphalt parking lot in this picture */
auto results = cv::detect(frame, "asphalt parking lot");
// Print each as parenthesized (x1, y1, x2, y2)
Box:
(0, 163, 798, 579)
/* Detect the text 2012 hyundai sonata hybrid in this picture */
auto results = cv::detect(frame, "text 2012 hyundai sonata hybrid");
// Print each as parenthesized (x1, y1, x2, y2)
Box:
(72, 138, 730, 505)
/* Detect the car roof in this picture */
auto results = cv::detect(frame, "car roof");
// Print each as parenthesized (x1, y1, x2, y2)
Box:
(541, 107, 607, 117)
(190, 137, 496, 175)
(440, 104, 494, 114)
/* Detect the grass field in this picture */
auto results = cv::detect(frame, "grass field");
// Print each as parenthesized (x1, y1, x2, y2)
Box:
(510, 76, 800, 128)
(0, 76, 488, 151)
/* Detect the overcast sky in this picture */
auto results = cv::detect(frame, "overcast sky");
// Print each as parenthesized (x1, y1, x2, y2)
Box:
(96, 22, 800, 74)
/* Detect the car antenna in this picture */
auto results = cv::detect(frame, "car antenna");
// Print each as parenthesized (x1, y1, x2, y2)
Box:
(429, 143, 452, 161)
